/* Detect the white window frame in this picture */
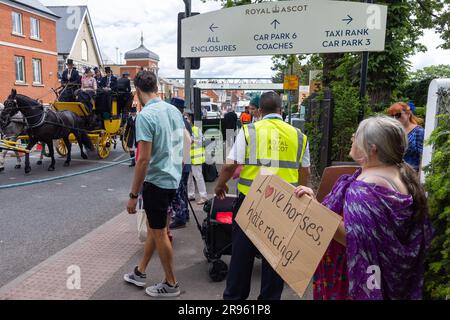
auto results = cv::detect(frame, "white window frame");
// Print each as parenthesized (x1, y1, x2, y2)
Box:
(30, 17, 40, 40)
(12, 12, 23, 35)
(15, 56, 25, 83)
(32, 58, 42, 84)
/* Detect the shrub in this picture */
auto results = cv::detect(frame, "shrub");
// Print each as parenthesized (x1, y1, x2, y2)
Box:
(415, 106, 426, 120)
(424, 87, 450, 299)
(330, 81, 371, 162)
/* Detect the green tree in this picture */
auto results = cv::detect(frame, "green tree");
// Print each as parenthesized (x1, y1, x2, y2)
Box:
(403, 64, 450, 108)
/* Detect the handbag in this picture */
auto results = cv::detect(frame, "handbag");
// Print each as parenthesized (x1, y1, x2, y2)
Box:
(137, 209, 147, 243)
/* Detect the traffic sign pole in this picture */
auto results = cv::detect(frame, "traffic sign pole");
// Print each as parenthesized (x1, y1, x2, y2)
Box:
(288, 63, 294, 124)
(358, 0, 373, 122)
(183, 0, 192, 113)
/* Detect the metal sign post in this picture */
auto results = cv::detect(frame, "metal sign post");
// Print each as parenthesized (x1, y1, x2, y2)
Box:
(358, 0, 374, 122)
(183, 0, 192, 112)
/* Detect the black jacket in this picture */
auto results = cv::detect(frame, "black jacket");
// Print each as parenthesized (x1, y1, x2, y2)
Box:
(117, 77, 131, 93)
(99, 75, 118, 91)
(224, 111, 238, 130)
(61, 68, 80, 86)
(125, 115, 137, 148)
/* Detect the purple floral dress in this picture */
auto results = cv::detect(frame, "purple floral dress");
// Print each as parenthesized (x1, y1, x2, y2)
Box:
(314, 169, 433, 300)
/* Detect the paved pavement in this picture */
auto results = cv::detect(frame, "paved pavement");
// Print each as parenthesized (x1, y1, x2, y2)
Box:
(0, 147, 312, 300)
(0, 146, 133, 287)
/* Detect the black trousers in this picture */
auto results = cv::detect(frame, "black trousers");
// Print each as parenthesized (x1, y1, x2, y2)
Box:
(223, 193, 284, 300)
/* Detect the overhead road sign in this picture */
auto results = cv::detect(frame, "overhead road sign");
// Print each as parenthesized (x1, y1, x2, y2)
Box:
(181, 0, 387, 58)
(194, 83, 284, 90)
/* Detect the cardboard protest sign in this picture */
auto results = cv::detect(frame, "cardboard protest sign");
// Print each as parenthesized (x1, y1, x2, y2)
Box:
(235, 172, 342, 297)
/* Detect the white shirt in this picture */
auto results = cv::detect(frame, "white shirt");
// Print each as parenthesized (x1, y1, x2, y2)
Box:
(227, 113, 310, 167)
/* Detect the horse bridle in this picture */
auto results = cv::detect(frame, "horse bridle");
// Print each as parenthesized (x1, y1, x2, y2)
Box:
(1, 99, 46, 130)
(0, 99, 17, 130)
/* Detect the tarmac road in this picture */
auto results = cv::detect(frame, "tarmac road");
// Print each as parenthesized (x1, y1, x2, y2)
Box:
(0, 146, 133, 287)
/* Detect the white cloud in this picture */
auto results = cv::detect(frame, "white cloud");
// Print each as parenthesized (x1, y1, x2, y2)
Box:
(410, 29, 450, 71)
(41, 0, 449, 78)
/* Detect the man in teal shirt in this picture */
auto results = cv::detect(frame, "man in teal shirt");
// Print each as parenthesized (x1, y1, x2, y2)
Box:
(125, 71, 186, 297)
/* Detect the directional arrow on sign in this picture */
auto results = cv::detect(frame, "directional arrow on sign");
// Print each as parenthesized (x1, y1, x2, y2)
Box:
(271, 19, 280, 30)
(342, 15, 353, 24)
(209, 23, 219, 32)
(181, 0, 388, 58)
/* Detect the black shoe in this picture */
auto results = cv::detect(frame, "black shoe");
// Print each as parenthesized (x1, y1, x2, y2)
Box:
(129, 160, 135, 167)
(169, 221, 186, 230)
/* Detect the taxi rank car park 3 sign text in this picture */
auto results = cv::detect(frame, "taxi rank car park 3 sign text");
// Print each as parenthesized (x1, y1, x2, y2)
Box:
(181, 0, 387, 58)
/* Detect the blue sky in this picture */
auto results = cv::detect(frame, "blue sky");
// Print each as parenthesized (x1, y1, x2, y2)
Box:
(41, 0, 450, 78)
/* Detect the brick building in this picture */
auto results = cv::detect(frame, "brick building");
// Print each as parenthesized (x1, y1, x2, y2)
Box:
(119, 33, 159, 80)
(203, 89, 219, 103)
(104, 34, 162, 109)
(0, 0, 59, 103)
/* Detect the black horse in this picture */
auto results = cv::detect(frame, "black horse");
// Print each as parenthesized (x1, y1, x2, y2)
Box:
(0, 89, 94, 174)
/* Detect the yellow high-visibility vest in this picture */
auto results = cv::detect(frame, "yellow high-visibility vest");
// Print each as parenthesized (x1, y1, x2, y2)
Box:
(238, 118, 307, 195)
(191, 126, 205, 165)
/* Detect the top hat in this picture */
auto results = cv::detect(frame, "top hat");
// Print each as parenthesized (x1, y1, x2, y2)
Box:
(105, 66, 112, 73)
(170, 97, 185, 110)
(66, 59, 74, 65)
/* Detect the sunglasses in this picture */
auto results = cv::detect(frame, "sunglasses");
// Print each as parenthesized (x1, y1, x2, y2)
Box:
(390, 112, 403, 119)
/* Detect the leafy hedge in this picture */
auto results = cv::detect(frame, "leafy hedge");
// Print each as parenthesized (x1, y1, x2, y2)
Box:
(330, 81, 370, 162)
(424, 87, 450, 299)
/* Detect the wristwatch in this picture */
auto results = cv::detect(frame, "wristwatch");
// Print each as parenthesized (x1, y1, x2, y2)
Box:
(129, 192, 139, 199)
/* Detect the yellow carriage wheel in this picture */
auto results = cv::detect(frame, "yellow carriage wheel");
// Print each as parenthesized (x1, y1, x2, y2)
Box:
(56, 139, 68, 157)
(97, 133, 112, 159)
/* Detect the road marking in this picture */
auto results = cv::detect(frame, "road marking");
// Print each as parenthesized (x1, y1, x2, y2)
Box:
(80, 185, 87, 188)
(107, 188, 114, 192)
(112, 154, 126, 162)
(29, 156, 130, 166)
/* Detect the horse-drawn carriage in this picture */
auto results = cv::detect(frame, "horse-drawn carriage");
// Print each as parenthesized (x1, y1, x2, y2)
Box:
(52, 91, 133, 159)
(0, 89, 134, 174)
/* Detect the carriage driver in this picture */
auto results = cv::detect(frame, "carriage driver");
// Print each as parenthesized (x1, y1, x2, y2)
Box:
(59, 59, 80, 102)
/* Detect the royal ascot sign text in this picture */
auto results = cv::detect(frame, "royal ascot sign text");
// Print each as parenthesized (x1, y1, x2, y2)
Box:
(181, 0, 387, 58)
(236, 173, 342, 297)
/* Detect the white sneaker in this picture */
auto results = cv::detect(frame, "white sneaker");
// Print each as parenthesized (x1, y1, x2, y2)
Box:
(145, 281, 180, 297)
(124, 266, 146, 287)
